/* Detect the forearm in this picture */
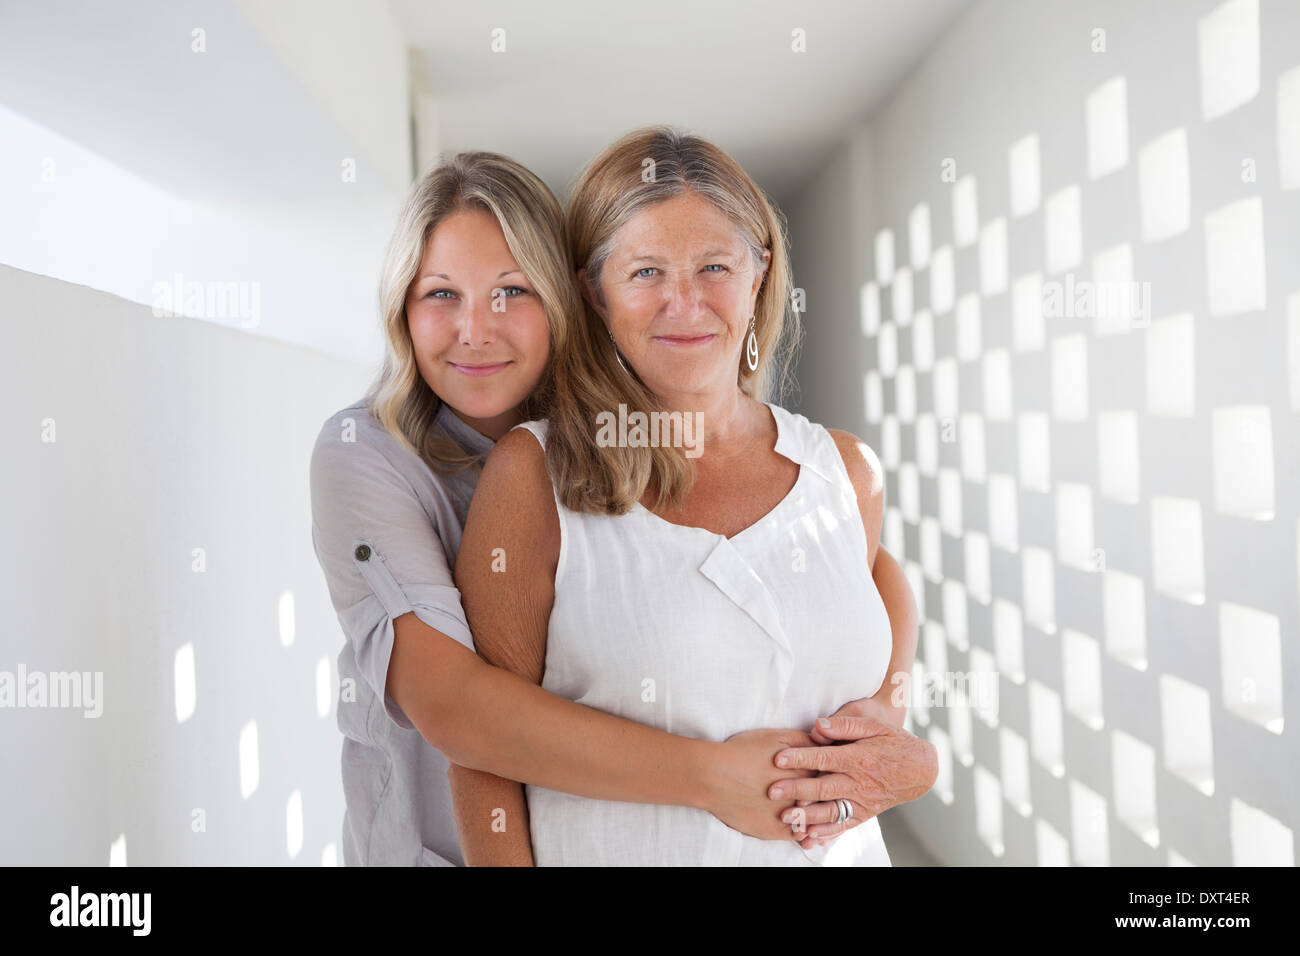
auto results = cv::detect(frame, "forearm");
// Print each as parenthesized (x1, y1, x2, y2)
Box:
(865, 547, 918, 726)
(448, 764, 533, 866)
(424, 646, 721, 810)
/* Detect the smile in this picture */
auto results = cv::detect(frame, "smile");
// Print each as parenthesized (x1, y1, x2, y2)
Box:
(653, 334, 717, 347)
(449, 361, 512, 377)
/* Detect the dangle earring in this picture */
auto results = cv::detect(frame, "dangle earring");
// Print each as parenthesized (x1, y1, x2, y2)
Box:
(744, 315, 759, 371)
(609, 328, 630, 373)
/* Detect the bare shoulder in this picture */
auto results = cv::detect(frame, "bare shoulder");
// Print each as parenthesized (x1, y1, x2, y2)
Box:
(825, 428, 885, 568)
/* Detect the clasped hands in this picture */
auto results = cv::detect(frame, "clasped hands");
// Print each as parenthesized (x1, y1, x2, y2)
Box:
(717, 696, 939, 850)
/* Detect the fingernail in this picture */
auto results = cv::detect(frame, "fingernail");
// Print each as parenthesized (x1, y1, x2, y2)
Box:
(817, 718, 831, 728)
(776, 755, 789, 768)
(770, 786, 785, 799)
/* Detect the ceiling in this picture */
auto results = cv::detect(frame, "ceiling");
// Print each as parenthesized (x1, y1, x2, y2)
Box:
(391, 0, 973, 206)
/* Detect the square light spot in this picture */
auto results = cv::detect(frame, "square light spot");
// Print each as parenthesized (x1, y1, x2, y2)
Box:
(1204, 197, 1267, 316)
(1057, 483, 1097, 570)
(1022, 546, 1056, 634)
(1018, 412, 1051, 492)
(1009, 133, 1041, 217)
(882, 415, 900, 469)
(1070, 779, 1111, 865)
(1138, 128, 1191, 240)
(912, 309, 934, 371)
(892, 266, 914, 325)
(988, 473, 1020, 551)
(1036, 819, 1070, 866)
(930, 245, 955, 314)
(1092, 243, 1142, 335)
(1086, 76, 1129, 179)
(953, 174, 979, 248)
(928, 726, 955, 804)
(1112, 730, 1160, 846)
(877, 321, 898, 376)
(933, 357, 959, 420)
(1062, 628, 1104, 729)
(863, 369, 883, 423)
(923, 619, 949, 676)
(916, 413, 939, 474)
(286, 789, 304, 860)
(883, 506, 905, 555)
(943, 578, 970, 650)
(1104, 569, 1147, 669)
(1151, 496, 1206, 603)
(980, 218, 1008, 295)
(966, 532, 992, 605)
(1280, 66, 1300, 190)
(1029, 680, 1065, 776)
(239, 719, 260, 800)
(909, 202, 932, 269)
(959, 413, 987, 482)
(906, 506, 927, 563)
(1160, 674, 1215, 795)
(1230, 798, 1294, 865)
(956, 293, 982, 361)
(983, 349, 1013, 420)
(975, 765, 1006, 856)
(993, 598, 1025, 681)
(950, 686, 974, 766)
(1000, 727, 1032, 815)
(899, 460, 921, 523)
(278, 590, 295, 647)
(109, 834, 127, 867)
(1012, 272, 1045, 351)
(1051, 334, 1089, 421)
(1219, 602, 1283, 732)
(938, 467, 963, 535)
(1197, 0, 1260, 121)
(911, 658, 930, 726)
(1146, 312, 1196, 417)
(1212, 405, 1275, 518)
(875, 227, 895, 284)
(895, 365, 917, 422)
(1098, 411, 1140, 503)
(1045, 185, 1082, 274)
(859, 280, 880, 336)
(174, 642, 196, 724)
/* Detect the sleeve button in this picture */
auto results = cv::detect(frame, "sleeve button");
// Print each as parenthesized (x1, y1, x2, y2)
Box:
(354, 544, 371, 561)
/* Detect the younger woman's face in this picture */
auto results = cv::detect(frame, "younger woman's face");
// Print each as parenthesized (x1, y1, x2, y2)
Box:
(406, 207, 551, 440)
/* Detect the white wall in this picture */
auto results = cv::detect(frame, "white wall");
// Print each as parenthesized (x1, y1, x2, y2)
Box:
(0, 264, 372, 865)
(787, 0, 1299, 865)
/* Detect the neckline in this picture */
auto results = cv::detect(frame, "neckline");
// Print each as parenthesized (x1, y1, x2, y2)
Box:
(631, 401, 805, 545)
(433, 401, 496, 457)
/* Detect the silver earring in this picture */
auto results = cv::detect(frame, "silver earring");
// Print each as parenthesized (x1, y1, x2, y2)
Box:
(745, 315, 758, 371)
(609, 329, 630, 373)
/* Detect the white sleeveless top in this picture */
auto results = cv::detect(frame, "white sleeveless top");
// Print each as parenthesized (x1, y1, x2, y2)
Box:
(514, 401, 894, 866)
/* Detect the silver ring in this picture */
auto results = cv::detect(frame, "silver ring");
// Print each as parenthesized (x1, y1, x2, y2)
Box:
(838, 798, 853, 823)
(832, 799, 846, 824)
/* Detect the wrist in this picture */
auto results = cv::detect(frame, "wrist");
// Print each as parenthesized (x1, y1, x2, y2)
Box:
(681, 738, 724, 812)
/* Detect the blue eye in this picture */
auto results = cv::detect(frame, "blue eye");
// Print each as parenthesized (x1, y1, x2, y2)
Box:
(635, 267, 658, 278)
(427, 289, 455, 299)
(501, 285, 528, 297)
(703, 264, 728, 273)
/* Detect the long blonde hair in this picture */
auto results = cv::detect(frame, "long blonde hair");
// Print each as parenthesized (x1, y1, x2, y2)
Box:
(364, 151, 580, 473)
(548, 125, 799, 514)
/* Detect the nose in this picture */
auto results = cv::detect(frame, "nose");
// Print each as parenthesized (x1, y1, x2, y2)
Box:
(457, 293, 498, 349)
(663, 270, 704, 320)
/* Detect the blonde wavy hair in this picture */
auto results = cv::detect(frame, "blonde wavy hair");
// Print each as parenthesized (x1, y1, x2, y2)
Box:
(364, 151, 579, 474)
(548, 125, 800, 514)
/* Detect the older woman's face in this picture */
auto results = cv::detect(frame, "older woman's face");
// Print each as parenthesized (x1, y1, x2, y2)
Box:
(587, 191, 768, 400)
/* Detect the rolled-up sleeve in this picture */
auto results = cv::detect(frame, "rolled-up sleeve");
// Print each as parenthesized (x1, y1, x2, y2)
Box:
(309, 412, 475, 731)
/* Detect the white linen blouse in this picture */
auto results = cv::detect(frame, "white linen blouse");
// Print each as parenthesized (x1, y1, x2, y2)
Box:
(515, 401, 895, 866)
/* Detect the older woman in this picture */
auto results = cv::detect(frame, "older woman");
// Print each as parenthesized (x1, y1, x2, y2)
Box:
(450, 127, 936, 865)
